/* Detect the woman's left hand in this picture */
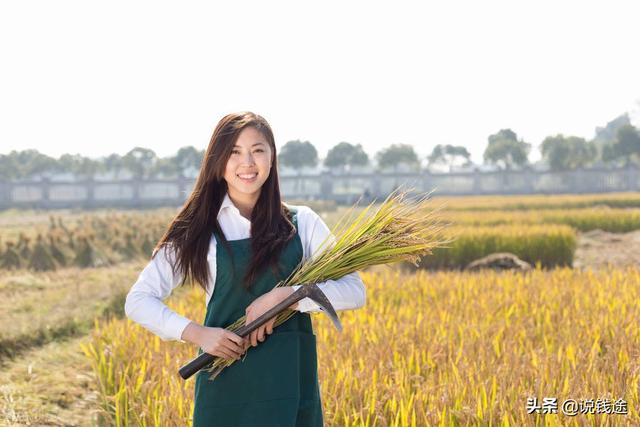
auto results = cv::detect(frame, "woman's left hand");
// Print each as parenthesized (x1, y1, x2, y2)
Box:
(244, 287, 298, 349)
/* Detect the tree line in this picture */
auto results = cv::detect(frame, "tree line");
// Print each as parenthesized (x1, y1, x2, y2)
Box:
(2, 114, 639, 180)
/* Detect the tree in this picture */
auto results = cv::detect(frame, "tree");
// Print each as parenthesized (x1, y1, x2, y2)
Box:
(57, 153, 102, 178)
(174, 146, 204, 172)
(602, 142, 617, 164)
(609, 125, 640, 165)
(278, 140, 318, 171)
(324, 142, 369, 171)
(0, 154, 19, 180)
(427, 144, 472, 171)
(104, 153, 125, 178)
(152, 157, 179, 178)
(156, 146, 204, 177)
(2, 150, 58, 179)
(540, 135, 596, 171)
(593, 113, 633, 162)
(483, 129, 530, 170)
(376, 144, 420, 171)
(123, 147, 158, 179)
(594, 113, 631, 144)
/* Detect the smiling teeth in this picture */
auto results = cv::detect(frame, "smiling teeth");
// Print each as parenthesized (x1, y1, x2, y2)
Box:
(238, 173, 257, 179)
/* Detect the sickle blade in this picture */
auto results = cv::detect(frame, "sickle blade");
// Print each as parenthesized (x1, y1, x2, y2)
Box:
(305, 283, 343, 332)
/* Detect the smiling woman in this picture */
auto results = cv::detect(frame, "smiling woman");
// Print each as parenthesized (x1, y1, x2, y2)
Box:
(123, 111, 366, 427)
(223, 127, 273, 219)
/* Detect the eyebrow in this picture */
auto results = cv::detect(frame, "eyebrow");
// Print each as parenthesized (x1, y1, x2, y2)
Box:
(234, 142, 267, 148)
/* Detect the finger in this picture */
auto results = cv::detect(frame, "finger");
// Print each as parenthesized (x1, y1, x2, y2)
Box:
(216, 348, 237, 360)
(222, 339, 244, 356)
(203, 348, 216, 357)
(206, 345, 237, 360)
(225, 330, 245, 346)
(251, 330, 258, 347)
(233, 338, 246, 354)
(225, 352, 240, 361)
(224, 350, 239, 361)
(220, 342, 242, 359)
(257, 326, 266, 342)
(266, 319, 274, 335)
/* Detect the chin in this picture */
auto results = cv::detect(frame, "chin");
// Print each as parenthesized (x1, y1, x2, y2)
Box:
(230, 181, 265, 196)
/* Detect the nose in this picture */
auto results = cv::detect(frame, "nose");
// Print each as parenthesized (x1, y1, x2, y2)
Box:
(240, 151, 256, 166)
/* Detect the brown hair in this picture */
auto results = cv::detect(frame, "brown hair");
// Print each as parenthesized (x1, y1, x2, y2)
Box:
(153, 112, 296, 291)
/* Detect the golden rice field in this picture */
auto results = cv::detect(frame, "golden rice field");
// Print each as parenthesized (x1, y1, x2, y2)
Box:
(423, 225, 576, 269)
(4, 192, 640, 426)
(5, 193, 640, 274)
(84, 265, 640, 426)
(431, 192, 640, 211)
(1, 209, 621, 272)
(446, 208, 640, 233)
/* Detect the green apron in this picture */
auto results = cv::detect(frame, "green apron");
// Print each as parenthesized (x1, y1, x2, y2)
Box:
(192, 208, 324, 427)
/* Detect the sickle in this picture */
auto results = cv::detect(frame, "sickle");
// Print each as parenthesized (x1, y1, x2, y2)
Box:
(178, 282, 342, 380)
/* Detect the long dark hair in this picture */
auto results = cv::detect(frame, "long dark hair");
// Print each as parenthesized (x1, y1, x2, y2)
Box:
(153, 112, 296, 292)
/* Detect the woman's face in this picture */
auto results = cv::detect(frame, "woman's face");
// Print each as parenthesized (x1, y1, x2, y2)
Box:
(223, 126, 273, 201)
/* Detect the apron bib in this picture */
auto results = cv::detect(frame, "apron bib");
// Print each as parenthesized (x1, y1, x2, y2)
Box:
(192, 208, 324, 427)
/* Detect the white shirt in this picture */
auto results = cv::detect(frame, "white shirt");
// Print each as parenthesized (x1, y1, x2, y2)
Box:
(124, 192, 366, 342)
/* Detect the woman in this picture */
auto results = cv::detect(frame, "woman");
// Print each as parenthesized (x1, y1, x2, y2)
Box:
(124, 111, 366, 426)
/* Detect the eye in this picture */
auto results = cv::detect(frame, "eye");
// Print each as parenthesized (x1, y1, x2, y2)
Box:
(231, 149, 240, 155)
(254, 149, 264, 153)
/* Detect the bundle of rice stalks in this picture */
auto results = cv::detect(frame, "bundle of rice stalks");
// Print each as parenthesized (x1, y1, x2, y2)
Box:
(48, 235, 68, 267)
(123, 234, 141, 258)
(29, 234, 57, 271)
(141, 234, 154, 257)
(1, 242, 22, 269)
(73, 236, 112, 268)
(201, 187, 452, 380)
(56, 217, 69, 233)
(16, 234, 31, 259)
(67, 233, 76, 250)
(48, 214, 57, 230)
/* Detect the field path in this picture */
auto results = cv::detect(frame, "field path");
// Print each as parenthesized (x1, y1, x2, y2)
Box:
(0, 335, 100, 426)
(574, 229, 640, 269)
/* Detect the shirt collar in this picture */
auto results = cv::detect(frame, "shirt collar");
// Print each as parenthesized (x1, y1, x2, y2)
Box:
(218, 192, 237, 219)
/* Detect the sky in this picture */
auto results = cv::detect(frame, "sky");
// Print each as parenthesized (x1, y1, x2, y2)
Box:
(1, 0, 639, 165)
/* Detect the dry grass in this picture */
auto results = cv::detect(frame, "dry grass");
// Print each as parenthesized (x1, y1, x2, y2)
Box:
(0, 263, 143, 361)
(0, 335, 100, 426)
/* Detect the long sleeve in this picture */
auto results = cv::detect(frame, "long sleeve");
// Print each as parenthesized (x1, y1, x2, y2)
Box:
(124, 244, 193, 342)
(291, 206, 366, 313)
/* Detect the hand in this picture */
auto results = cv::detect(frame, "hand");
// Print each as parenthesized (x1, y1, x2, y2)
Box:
(244, 287, 298, 349)
(196, 326, 247, 361)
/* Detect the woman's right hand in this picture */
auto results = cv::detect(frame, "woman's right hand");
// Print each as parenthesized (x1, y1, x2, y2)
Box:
(197, 326, 247, 361)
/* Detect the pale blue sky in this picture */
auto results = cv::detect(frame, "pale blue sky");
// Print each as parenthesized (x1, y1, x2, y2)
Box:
(1, 0, 638, 164)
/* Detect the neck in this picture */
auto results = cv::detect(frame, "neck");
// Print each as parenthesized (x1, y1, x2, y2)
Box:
(227, 190, 258, 220)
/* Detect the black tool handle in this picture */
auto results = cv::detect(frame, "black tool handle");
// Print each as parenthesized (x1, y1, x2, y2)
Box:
(178, 287, 308, 380)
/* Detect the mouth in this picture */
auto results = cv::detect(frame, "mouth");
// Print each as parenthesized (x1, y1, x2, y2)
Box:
(237, 172, 258, 183)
